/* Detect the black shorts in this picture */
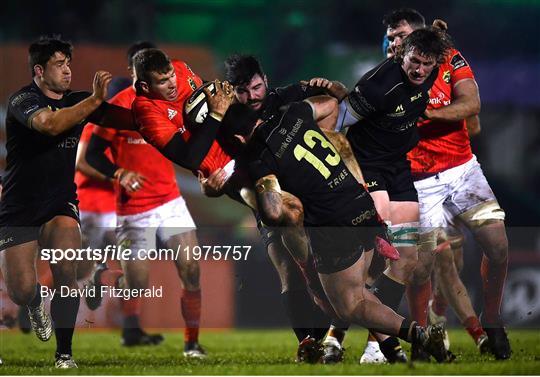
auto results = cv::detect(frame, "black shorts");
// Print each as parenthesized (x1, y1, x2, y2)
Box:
(0, 199, 80, 250)
(307, 193, 386, 274)
(362, 159, 418, 202)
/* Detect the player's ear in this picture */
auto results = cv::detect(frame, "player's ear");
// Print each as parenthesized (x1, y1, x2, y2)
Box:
(263, 75, 268, 87)
(138, 80, 150, 94)
(33, 64, 44, 78)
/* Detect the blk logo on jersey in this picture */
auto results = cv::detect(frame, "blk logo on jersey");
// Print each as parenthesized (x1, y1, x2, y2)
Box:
(167, 108, 178, 120)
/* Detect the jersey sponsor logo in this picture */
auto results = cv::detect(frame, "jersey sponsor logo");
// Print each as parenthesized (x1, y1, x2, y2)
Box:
(429, 92, 451, 106)
(327, 168, 349, 189)
(410, 93, 422, 102)
(450, 53, 468, 71)
(127, 137, 147, 145)
(167, 108, 178, 120)
(387, 104, 405, 118)
(351, 208, 377, 225)
(442, 70, 451, 83)
(57, 136, 80, 149)
(187, 77, 197, 91)
(276, 118, 303, 158)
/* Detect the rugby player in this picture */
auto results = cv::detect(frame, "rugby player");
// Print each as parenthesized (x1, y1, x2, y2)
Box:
(0, 36, 137, 368)
(383, 8, 510, 360)
(86, 43, 206, 356)
(220, 95, 452, 363)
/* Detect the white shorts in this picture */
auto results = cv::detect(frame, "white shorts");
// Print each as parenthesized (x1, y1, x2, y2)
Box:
(80, 211, 117, 248)
(414, 155, 505, 228)
(116, 196, 196, 256)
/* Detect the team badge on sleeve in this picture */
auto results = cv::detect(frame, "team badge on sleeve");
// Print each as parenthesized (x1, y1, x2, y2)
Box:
(450, 53, 469, 71)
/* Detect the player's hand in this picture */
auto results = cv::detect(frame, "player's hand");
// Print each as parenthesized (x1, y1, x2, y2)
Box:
(206, 80, 235, 119)
(432, 19, 448, 31)
(302, 78, 349, 102)
(116, 169, 147, 194)
(198, 168, 227, 197)
(92, 71, 113, 103)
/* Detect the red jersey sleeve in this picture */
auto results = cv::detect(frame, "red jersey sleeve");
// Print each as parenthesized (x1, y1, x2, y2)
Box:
(80, 123, 96, 143)
(132, 98, 178, 150)
(449, 50, 475, 85)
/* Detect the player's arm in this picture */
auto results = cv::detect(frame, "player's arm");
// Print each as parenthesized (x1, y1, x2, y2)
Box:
(156, 80, 234, 170)
(87, 102, 137, 131)
(304, 95, 339, 130)
(465, 115, 481, 136)
(76, 136, 109, 182)
(301, 78, 349, 102)
(254, 174, 283, 226)
(30, 71, 111, 136)
(86, 132, 146, 193)
(424, 78, 480, 122)
(198, 168, 228, 197)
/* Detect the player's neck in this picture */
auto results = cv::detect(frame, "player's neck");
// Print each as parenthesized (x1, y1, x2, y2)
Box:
(33, 77, 64, 100)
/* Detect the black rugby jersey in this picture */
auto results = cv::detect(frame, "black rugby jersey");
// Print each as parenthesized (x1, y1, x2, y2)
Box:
(248, 101, 371, 226)
(345, 58, 438, 167)
(1, 81, 91, 211)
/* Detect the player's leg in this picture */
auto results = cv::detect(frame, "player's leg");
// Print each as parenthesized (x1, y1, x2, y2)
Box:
(39, 214, 81, 368)
(116, 211, 163, 347)
(451, 157, 510, 359)
(433, 235, 489, 353)
(158, 197, 205, 358)
(317, 252, 449, 363)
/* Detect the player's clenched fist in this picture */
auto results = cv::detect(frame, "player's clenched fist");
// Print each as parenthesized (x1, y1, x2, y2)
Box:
(92, 70, 113, 102)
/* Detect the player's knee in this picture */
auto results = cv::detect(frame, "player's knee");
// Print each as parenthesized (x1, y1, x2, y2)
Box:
(179, 261, 200, 290)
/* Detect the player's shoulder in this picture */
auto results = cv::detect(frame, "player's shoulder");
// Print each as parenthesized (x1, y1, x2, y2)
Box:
(110, 86, 136, 107)
(66, 90, 91, 105)
(8, 83, 41, 108)
(357, 58, 398, 100)
(445, 48, 470, 71)
(171, 59, 196, 76)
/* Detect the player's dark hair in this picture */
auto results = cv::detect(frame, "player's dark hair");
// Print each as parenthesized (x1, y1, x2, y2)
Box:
(127, 41, 156, 68)
(133, 48, 172, 84)
(395, 27, 453, 65)
(382, 8, 425, 29)
(220, 103, 260, 153)
(28, 35, 73, 77)
(224, 54, 265, 87)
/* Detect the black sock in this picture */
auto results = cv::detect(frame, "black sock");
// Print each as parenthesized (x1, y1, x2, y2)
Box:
(380, 336, 402, 357)
(371, 273, 405, 311)
(28, 284, 42, 309)
(51, 294, 80, 356)
(398, 319, 415, 342)
(123, 315, 141, 330)
(282, 289, 314, 342)
(311, 302, 331, 342)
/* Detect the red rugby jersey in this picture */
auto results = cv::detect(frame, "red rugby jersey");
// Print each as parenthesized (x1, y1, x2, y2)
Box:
(93, 86, 180, 216)
(75, 124, 115, 213)
(132, 60, 232, 178)
(408, 49, 475, 175)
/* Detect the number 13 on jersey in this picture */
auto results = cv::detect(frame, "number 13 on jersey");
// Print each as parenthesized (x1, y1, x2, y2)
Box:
(293, 130, 340, 179)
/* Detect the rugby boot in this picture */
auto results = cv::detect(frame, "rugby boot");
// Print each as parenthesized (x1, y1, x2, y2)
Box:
(55, 354, 78, 369)
(28, 300, 52, 341)
(321, 336, 344, 364)
(296, 336, 323, 363)
(183, 342, 207, 359)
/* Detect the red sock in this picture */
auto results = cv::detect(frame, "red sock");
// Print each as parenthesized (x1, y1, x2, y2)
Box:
(406, 280, 431, 327)
(121, 297, 141, 317)
(181, 289, 201, 343)
(100, 269, 123, 287)
(463, 316, 486, 343)
(432, 289, 449, 317)
(480, 255, 507, 324)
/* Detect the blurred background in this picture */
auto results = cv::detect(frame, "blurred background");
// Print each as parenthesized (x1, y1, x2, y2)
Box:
(0, 0, 539, 330)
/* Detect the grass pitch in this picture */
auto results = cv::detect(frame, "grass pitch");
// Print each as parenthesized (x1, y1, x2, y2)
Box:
(0, 328, 538, 374)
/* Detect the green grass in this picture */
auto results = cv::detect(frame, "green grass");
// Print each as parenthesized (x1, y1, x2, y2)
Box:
(0, 328, 539, 374)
